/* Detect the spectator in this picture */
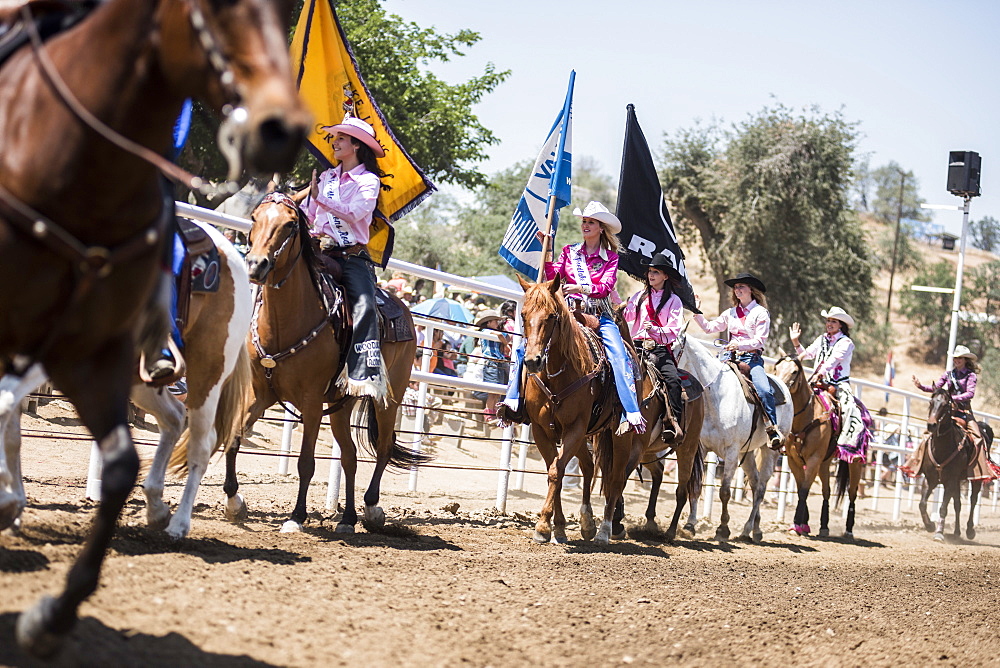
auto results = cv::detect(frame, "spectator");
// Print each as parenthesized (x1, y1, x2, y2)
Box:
(430, 328, 458, 377)
(469, 309, 510, 420)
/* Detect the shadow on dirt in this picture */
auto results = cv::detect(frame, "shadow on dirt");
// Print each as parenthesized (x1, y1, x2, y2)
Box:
(0, 613, 278, 668)
(0, 547, 49, 574)
(304, 523, 463, 552)
(110, 527, 311, 565)
(810, 535, 888, 548)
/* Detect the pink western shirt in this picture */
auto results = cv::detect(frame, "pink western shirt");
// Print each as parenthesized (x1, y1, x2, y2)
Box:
(543, 242, 618, 299)
(693, 299, 770, 352)
(624, 289, 684, 345)
(796, 331, 854, 382)
(304, 163, 381, 246)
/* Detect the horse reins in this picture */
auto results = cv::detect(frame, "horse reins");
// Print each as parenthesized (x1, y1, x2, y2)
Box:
(926, 395, 969, 473)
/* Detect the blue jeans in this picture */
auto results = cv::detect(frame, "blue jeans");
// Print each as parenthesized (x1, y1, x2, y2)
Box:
(724, 350, 777, 425)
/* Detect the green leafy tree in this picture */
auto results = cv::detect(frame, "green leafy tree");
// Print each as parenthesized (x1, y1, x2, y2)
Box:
(179, 0, 509, 205)
(899, 262, 956, 363)
(659, 103, 874, 352)
(389, 192, 460, 271)
(970, 215, 1000, 252)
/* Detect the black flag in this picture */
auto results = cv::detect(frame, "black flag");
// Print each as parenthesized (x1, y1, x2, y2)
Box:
(615, 104, 701, 314)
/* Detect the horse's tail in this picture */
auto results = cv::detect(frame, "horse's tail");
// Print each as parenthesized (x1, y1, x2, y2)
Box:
(595, 430, 615, 496)
(686, 444, 705, 499)
(834, 459, 850, 507)
(355, 396, 433, 471)
(169, 345, 252, 475)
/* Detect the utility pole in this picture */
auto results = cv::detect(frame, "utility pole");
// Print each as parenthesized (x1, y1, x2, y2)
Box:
(885, 170, 906, 327)
(945, 196, 973, 372)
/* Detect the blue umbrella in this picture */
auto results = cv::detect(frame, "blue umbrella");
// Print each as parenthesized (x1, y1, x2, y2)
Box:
(410, 297, 473, 323)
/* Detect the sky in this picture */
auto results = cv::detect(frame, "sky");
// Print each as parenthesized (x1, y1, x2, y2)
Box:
(380, 0, 1000, 235)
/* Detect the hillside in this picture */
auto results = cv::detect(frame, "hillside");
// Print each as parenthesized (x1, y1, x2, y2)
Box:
(673, 216, 1000, 417)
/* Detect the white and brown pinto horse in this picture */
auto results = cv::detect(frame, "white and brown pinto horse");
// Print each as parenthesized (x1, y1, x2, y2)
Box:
(0, 224, 252, 540)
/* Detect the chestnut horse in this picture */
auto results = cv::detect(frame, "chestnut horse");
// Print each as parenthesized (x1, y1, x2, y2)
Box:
(774, 356, 865, 539)
(918, 388, 984, 541)
(0, 0, 306, 655)
(215, 193, 427, 533)
(516, 275, 644, 545)
(0, 224, 252, 540)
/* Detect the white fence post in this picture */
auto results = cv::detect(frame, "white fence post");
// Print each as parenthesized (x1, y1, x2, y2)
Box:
(703, 453, 718, 522)
(892, 465, 903, 521)
(776, 455, 790, 524)
(325, 436, 343, 512)
(495, 424, 515, 513)
(514, 424, 530, 491)
(86, 441, 102, 501)
(278, 406, 295, 475)
(409, 323, 437, 492)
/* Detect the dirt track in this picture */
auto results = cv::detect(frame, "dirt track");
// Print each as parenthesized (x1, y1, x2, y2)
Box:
(2, 407, 1000, 667)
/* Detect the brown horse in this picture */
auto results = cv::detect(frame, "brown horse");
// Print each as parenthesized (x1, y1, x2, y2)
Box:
(774, 356, 865, 538)
(0, 0, 307, 655)
(633, 358, 705, 543)
(918, 388, 983, 541)
(516, 274, 643, 545)
(222, 193, 427, 533)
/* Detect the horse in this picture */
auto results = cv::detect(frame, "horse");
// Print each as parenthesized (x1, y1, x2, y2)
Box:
(0, 225, 252, 541)
(631, 347, 706, 543)
(211, 192, 427, 534)
(0, 0, 307, 655)
(774, 356, 865, 539)
(673, 332, 792, 543)
(918, 388, 984, 541)
(515, 274, 644, 545)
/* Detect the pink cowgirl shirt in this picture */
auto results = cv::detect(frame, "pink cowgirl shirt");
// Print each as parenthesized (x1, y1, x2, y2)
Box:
(624, 289, 683, 345)
(692, 299, 770, 352)
(543, 242, 618, 299)
(304, 163, 381, 246)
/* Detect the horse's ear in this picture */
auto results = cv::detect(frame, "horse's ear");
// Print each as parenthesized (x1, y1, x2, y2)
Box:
(291, 187, 310, 204)
(549, 273, 562, 294)
(516, 274, 531, 291)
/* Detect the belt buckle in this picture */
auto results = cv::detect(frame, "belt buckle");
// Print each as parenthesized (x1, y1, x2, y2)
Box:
(642, 339, 656, 351)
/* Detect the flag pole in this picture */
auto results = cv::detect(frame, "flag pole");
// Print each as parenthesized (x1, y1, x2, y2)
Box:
(536, 194, 558, 282)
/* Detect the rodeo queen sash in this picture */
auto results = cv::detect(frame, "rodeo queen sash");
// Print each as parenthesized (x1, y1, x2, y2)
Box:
(568, 243, 593, 291)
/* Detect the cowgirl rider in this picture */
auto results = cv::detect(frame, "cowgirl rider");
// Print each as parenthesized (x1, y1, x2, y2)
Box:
(303, 117, 389, 403)
(789, 307, 870, 458)
(623, 252, 686, 441)
(499, 201, 645, 434)
(693, 272, 784, 449)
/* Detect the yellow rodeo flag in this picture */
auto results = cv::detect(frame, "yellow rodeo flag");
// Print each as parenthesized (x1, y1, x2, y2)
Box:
(290, 0, 435, 266)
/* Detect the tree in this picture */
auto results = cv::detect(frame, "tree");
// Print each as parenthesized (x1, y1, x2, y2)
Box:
(179, 0, 510, 204)
(389, 192, 461, 271)
(970, 215, 1000, 252)
(659, 104, 874, 351)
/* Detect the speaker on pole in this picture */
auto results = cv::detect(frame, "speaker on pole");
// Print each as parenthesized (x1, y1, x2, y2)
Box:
(947, 151, 981, 197)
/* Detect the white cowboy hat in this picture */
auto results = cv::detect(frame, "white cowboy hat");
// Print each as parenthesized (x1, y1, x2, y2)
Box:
(573, 201, 621, 234)
(952, 345, 977, 361)
(320, 116, 386, 158)
(820, 306, 855, 329)
(474, 309, 502, 327)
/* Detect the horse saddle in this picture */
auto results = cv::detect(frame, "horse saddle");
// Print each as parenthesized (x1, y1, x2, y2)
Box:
(0, 1, 95, 69)
(679, 369, 704, 403)
(173, 217, 221, 335)
(725, 361, 787, 407)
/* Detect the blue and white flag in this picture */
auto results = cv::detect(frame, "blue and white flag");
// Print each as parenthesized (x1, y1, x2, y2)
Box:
(499, 71, 574, 279)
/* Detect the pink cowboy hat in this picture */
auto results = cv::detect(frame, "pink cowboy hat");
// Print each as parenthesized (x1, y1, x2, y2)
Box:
(320, 117, 385, 158)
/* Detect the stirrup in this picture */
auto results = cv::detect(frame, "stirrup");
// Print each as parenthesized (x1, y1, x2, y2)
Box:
(766, 426, 784, 451)
(139, 339, 185, 387)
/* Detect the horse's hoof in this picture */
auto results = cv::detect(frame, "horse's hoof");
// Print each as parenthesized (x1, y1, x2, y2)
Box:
(164, 517, 191, 541)
(665, 530, 677, 544)
(225, 494, 248, 524)
(551, 529, 568, 544)
(594, 531, 610, 546)
(842, 531, 854, 541)
(643, 520, 659, 534)
(818, 528, 830, 538)
(16, 596, 64, 659)
(933, 532, 944, 542)
(334, 523, 355, 534)
(714, 529, 730, 542)
(923, 521, 935, 533)
(361, 505, 385, 532)
(679, 524, 695, 539)
(280, 520, 302, 533)
(611, 529, 627, 541)
(580, 517, 597, 541)
(968, 528, 977, 540)
(532, 530, 551, 544)
(0, 495, 26, 532)
(752, 531, 763, 544)
(145, 504, 171, 531)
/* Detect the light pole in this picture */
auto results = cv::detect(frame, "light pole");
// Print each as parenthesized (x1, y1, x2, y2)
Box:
(945, 196, 973, 372)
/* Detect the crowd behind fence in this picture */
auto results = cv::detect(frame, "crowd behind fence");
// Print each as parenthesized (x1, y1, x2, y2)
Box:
(32, 202, 999, 528)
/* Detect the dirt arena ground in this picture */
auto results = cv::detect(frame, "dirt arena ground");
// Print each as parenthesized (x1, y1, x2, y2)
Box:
(2, 401, 999, 667)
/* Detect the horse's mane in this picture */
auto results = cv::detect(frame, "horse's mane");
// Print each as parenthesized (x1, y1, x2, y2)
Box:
(522, 282, 592, 376)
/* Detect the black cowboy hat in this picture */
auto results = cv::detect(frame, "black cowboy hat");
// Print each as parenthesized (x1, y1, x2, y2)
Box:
(723, 272, 766, 293)
(643, 252, 683, 282)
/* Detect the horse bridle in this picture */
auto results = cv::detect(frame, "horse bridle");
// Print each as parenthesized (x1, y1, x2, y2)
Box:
(250, 193, 305, 290)
(926, 391, 967, 472)
(18, 0, 246, 195)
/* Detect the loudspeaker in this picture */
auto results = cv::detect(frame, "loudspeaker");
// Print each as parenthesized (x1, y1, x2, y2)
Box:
(947, 151, 981, 197)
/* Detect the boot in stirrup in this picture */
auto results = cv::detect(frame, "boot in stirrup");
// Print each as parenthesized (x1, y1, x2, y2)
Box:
(766, 425, 784, 451)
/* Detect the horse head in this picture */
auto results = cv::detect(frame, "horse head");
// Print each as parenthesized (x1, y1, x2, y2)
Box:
(246, 192, 308, 285)
(774, 355, 804, 392)
(927, 387, 954, 431)
(516, 274, 566, 373)
(156, 0, 310, 177)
